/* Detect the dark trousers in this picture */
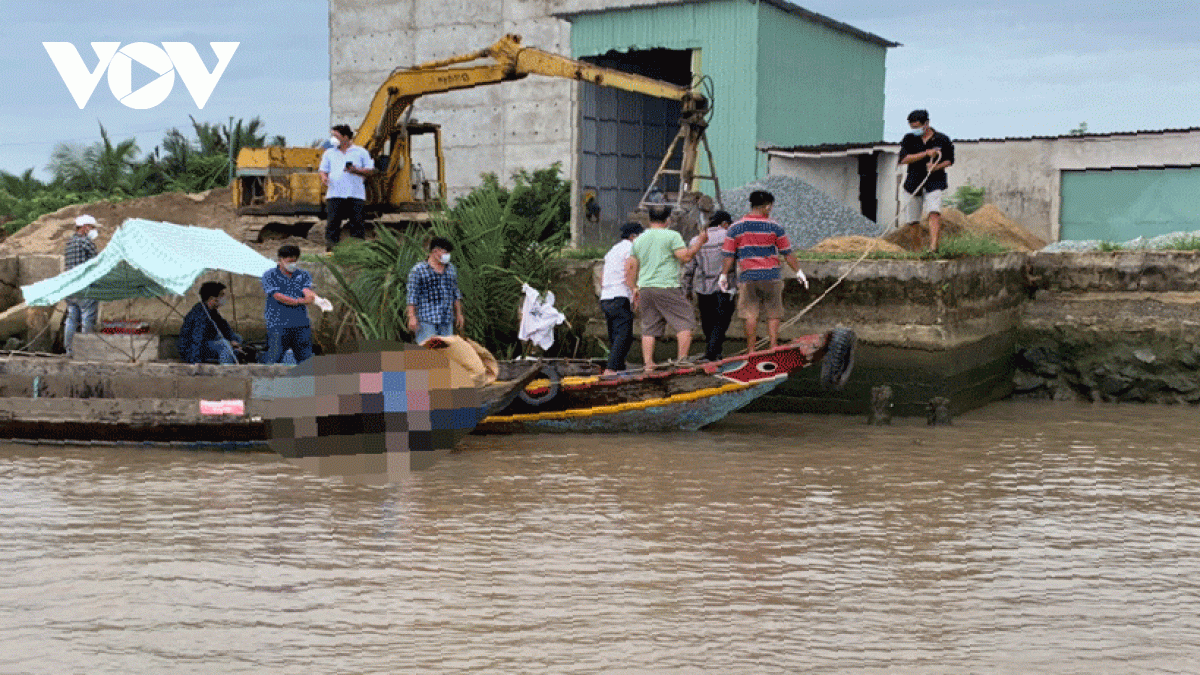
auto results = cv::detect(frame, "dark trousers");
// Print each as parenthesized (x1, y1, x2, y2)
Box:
(600, 297, 634, 372)
(325, 197, 365, 245)
(696, 291, 735, 361)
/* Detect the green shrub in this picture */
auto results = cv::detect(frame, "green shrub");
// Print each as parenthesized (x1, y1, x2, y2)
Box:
(945, 185, 985, 215)
(319, 174, 571, 357)
(1164, 235, 1200, 251)
(559, 246, 606, 260)
(936, 231, 1010, 257)
(1097, 241, 1125, 252)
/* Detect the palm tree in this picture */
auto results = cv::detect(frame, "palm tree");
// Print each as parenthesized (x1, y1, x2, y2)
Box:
(47, 123, 140, 193)
(0, 168, 45, 200)
(317, 179, 569, 356)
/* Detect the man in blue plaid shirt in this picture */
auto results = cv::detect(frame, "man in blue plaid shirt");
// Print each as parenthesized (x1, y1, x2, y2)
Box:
(406, 237, 464, 345)
(63, 215, 101, 356)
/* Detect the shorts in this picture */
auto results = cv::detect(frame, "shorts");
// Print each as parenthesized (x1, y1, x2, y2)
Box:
(905, 188, 944, 223)
(736, 279, 785, 320)
(638, 287, 695, 337)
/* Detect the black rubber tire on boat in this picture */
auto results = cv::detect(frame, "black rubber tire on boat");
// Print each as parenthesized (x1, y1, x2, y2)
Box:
(517, 364, 561, 406)
(820, 328, 857, 391)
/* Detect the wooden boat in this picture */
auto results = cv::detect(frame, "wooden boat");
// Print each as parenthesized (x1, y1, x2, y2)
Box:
(0, 328, 855, 450)
(0, 345, 538, 452)
(476, 328, 855, 434)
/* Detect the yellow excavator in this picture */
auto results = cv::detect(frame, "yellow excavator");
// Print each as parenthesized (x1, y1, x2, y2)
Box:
(233, 34, 719, 243)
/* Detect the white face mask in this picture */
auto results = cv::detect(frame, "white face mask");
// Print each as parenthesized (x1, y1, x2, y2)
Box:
(217, 296, 227, 307)
(86, 229, 99, 241)
(283, 261, 298, 272)
(439, 253, 451, 264)
(330, 136, 340, 148)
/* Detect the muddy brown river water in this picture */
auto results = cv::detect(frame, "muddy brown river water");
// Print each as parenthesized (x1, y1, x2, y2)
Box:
(2, 400, 1198, 673)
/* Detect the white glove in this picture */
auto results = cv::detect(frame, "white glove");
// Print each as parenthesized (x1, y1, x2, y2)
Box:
(717, 273, 729, 293)
(314, 296, 333, 312)
(794, 267, 809, 289)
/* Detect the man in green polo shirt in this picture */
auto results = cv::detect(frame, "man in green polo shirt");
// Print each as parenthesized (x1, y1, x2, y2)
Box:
(624, 205, 706, 370)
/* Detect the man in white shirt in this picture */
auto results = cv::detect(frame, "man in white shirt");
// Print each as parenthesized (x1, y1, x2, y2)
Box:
(599, 222, 643, 375)
(318, 124, 374, 251)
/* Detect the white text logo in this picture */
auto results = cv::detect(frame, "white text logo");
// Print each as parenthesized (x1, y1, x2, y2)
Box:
(42, 42, 239, 109)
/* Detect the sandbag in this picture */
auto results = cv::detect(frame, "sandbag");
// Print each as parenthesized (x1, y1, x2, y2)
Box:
(422, 334, 498, 387)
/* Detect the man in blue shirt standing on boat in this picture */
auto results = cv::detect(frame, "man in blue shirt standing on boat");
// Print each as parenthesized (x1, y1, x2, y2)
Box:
(261, 244, 315, 364)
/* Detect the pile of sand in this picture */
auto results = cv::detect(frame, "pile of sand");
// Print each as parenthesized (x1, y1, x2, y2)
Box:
(884, 207, 970, 251)
(809, 236, 905, 254)
(966, 204, 1047, 251)
(0, 187, 321, 258)
(881, 204, 1045, 253)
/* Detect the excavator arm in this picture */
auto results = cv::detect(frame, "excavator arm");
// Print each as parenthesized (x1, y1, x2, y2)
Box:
(234, 34, 714, 240)
(356, 34, 703, 153)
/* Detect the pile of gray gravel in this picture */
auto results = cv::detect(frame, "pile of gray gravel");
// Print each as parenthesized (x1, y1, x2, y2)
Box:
(719, 175, 882, 250)
(1042, 230, 1200, 252)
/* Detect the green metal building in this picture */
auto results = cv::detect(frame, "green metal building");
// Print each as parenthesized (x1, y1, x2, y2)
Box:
(557, 0, 896, 239)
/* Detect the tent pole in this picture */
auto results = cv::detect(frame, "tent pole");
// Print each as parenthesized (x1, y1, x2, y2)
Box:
(136, 295, 183, 362)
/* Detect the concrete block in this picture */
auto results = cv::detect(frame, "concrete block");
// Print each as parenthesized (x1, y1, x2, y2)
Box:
(445, 144, 504, 192)
(330, 0, 415, 34)
(503, 0, 552, 24)
(413, 0, 500, 29)
(25, 305, 61, 353)
(504, 140, 573, 177)
(177, 372, 248, 401)
(331, 30, 416, 74)
(0, 256, 18, 286)
(73, 334, 160, 364)
(18, 254, 63, 287)
(0, 256, 20, 312)
(413, 24, 503, 63)
(414, 83, 503, 111)
(504, 97, 572, 144)
(504, 16, 568, 52)
(499, 76, 571, 101)
(434, 105, 504, 148)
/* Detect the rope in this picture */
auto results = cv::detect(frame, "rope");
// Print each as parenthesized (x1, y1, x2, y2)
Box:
(743, 150, 941, 353)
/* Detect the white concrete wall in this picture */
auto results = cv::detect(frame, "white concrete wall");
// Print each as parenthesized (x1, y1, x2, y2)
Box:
(767, 129, 1200, 242)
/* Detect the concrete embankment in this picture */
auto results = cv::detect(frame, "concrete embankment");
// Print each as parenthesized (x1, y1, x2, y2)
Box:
(564, 250, 1199, 416)
(1016, 252, 1200, 404)
(3, 241, 1196, 418)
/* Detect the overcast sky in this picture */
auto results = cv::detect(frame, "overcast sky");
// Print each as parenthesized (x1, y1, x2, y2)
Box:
(2, 1, 1197, 179)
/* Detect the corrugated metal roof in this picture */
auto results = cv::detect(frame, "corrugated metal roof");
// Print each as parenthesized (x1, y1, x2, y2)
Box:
(554, 0, 899, 48)
(761, 126, 1200, 155)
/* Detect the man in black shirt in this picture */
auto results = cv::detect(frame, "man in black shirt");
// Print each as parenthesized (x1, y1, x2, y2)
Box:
(899, 109, 955, 252)
(178, 281, 242, 364)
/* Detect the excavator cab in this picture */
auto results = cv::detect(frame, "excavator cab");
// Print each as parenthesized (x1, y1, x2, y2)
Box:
(233, 122, 447, 242)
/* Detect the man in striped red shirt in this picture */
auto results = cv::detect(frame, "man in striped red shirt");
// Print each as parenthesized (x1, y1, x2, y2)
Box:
(719, 190, 808, 351)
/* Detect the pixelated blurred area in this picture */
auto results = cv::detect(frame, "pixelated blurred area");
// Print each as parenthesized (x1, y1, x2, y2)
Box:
(254, 341, 482, 485)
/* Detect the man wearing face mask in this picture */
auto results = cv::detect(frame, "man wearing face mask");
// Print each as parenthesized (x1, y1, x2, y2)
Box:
(177, 281, 242, 364)
(318, 124, 374, 252)
(899, 109, 955, 252)
(62, 214, 102, 357)
(406, 237, 464, 345)
(261, 245, 315, 364)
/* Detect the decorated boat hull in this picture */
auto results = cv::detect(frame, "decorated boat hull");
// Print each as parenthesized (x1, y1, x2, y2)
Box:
(476, 332, 842, 434)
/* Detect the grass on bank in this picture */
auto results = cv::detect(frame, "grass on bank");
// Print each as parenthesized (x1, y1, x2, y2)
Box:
(1167, 235, 1200, 251)
(793, 232, 1011, 260)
